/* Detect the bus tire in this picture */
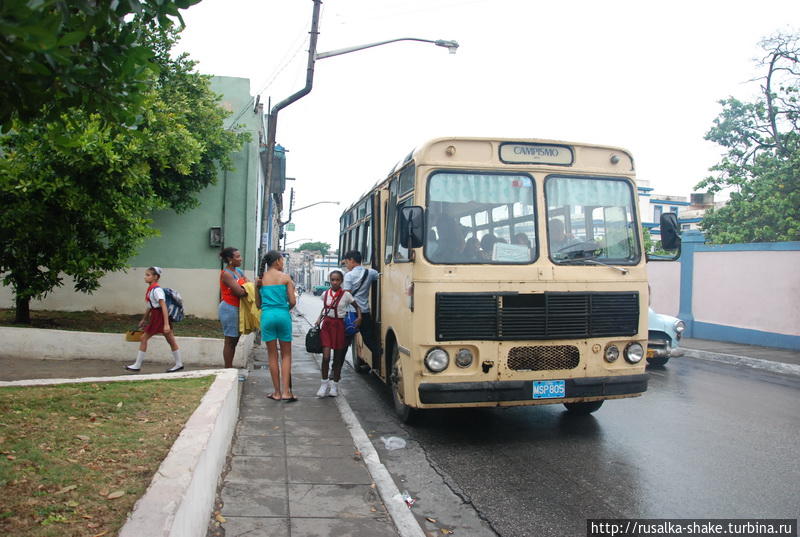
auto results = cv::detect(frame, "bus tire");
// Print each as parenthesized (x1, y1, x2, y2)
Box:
(390, 345, 416, 424)
(352, 340, 370, 374)
(563, 400, 604, 414)
(646, 356, 669, 367)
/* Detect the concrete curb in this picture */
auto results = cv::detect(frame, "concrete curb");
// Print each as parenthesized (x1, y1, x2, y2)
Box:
(302, 347, 426, 537)
(335, 395, 427, 537)
(117, 369, 240, 537)
(683, 348, 800, 378)
(0, 326, 252, 367)
(2, 369, 240, 537)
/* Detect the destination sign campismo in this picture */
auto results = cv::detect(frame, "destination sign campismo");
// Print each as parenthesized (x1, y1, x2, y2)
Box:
(499, 143, 573, 165)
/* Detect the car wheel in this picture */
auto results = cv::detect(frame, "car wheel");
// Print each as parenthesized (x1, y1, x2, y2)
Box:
(563, 400, 604, 414)
(390, 344, 416, 423)
(647, 356, 670, 367)
(352, 340, 370, 374)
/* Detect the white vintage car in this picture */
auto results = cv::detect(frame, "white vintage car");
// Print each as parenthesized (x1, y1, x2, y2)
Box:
(647, 308, 685, 366)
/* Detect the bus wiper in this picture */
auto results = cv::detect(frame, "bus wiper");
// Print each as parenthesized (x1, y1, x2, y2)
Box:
(574, 258, 629, 275)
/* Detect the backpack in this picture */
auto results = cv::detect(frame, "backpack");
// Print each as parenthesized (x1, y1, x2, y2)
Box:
(163, 288, 185, 323)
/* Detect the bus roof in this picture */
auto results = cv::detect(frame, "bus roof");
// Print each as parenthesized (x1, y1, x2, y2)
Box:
(343, 136, 635, 214)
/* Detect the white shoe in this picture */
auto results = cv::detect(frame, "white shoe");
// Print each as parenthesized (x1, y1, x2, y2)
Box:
(328, 381, 339, 397)
(316, 380, 330, 398)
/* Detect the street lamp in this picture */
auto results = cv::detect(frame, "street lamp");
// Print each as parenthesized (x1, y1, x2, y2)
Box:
(315, 38, 459, 60)
(285, 238, 312, 247)
(292, 200, 340, 213)
(281, 200, 339, 250)
(258, 0, 458, 264)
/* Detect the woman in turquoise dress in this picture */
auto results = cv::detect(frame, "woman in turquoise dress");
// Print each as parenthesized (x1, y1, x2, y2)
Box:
(256, 250, 297, 401)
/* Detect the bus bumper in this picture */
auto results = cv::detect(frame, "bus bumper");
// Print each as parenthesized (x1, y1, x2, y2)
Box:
(418, 374, 648, 404)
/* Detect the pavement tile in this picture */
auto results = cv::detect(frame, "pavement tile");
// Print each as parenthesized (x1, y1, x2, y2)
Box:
(232, 435, 286, 457)
(282, 403, 343, 421)
(291, 518, 397, 537)
(220, 517, 290, 537)
(287, 436, 358, 458)
(287, 456, 373, 485)
(220, 482, 288, 517)
(226, 456, 287, 482)
(237, 419, 285, 437)
(284, 419, 354, 438)
(239, 404, 285, 420)
(288, 484, 387, 518)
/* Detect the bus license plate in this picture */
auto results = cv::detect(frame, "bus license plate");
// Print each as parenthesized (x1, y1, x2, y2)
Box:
(532, 380, 565, 399)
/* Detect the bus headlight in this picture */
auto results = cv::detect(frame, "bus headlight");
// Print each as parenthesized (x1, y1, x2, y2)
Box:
(624, 343, 644, 363)
(424, 348, 449, 372)
(455, 348, 474, 368)
(604, 345, 620, 363)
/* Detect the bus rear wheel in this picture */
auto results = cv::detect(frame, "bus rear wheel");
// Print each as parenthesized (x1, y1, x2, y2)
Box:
(352, 340, 370, 374)
(390, 345, 416, 424)
(563, 400, 604, 414)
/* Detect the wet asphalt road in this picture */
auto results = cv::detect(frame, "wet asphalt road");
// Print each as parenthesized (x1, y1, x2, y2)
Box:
(296, 295, 800, 537)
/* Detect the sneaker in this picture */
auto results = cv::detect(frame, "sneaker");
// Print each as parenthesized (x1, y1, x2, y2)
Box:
(328, 381, 339, 397)
(316, 380, 330, 398)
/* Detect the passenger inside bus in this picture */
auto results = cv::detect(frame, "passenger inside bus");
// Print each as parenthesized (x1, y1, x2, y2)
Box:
(429, 214, 467, 263)
(549, 218, 571, 250)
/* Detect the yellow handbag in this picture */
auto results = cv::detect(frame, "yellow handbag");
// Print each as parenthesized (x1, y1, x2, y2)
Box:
(125, 328, 144, 342)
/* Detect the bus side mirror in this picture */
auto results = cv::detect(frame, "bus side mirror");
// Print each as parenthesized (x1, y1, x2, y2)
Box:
(659, 212, 681, 251)
(648, 212, 681, 262)
(399, 206, 425, 249)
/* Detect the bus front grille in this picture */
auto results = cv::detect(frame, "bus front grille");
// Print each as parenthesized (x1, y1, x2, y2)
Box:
(435, 292, 639, 341)
(507, 345, 580, 371)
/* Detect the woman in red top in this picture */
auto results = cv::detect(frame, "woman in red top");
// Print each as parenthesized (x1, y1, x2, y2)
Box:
(219, 247, 249, 368)
(313, 270, 360, 397)
(125, 267, 183, 373)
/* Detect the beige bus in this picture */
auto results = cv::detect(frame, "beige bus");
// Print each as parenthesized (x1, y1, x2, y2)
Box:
(339, 137, 679, 422)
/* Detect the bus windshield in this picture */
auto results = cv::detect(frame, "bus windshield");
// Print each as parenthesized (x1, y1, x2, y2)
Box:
(425, 171, 537, 264)
(545, 175, 640, 264)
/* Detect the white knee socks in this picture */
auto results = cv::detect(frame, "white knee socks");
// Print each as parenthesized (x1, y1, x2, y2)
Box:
(130, 350, 146, 369)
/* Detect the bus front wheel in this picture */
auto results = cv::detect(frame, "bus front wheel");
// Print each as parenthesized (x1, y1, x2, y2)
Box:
(563, 400, 604, 414)
(390, 345, 416, 424)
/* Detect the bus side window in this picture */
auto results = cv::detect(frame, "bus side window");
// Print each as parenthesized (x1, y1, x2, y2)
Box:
(384, 178, 398, 263)
(394, 196, 414, 262)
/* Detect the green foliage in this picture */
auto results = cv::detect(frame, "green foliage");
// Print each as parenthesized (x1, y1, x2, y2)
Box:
(696, 32, 800, 244)
(295, 242, 332, 255)
(642, 227, 664, 255)
(0, 28, 248, 322)
(0, 0, 201, 129)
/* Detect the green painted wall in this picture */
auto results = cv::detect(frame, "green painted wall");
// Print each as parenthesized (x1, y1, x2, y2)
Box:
(129, 76, 261, 274)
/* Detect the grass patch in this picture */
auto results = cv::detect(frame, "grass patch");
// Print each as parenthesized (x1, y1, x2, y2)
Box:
(0, 377, 215, 536)
(0, 309, 222, 339)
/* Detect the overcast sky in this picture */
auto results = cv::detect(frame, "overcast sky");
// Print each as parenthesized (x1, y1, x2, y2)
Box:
(175, 0, 798, 250)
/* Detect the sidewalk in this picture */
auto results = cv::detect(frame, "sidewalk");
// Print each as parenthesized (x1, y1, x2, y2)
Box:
(210, 337, 403, 537)
(680, 337, 800, 376)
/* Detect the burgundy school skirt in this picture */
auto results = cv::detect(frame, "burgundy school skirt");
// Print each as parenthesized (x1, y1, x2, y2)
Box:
(144, 307, 166, 335)
(320, 317, 346, 350)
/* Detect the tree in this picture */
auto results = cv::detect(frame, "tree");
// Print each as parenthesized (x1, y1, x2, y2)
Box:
(0, 28, 248, 323)
(0, 0, 200, 129)
(295, 242, 332, 255)
(696, 32, 800, 244)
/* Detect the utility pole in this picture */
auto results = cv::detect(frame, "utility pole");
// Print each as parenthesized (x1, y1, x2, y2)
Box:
(259, 0, 322, 264)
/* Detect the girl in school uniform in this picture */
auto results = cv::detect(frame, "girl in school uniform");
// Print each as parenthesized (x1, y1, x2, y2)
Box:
(126, 266, 183, 373)
(313, 270, 360, 397)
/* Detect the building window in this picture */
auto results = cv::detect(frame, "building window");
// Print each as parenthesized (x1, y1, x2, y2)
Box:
(653, 205, 663, 221)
